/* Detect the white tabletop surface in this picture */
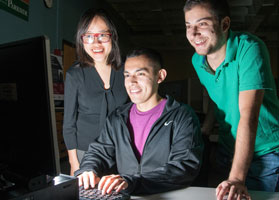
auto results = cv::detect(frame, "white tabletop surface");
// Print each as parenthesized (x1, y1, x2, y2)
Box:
(131, 187, 279, 200)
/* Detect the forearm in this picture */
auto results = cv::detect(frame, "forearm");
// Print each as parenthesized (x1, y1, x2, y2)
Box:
(122, 147, 202, 195)
(68, 149, 80, 176)
(76, 138, 116, 177)
(229, 119, 256, 182)
(216, 90, 264, 200)
(68, 149, 79, 164)
(229, 90, 263, 182)
(122, 165, 196, 195)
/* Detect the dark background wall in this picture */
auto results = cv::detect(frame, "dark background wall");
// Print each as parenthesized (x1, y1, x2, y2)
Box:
(0, 0, 277, 107)
(0, 0, 131, 53)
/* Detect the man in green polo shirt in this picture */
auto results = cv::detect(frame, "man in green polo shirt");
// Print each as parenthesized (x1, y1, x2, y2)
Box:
(184, 0, 279, 200)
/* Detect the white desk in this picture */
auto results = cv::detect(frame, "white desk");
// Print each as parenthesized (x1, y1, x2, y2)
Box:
(131, 187, 279, 200)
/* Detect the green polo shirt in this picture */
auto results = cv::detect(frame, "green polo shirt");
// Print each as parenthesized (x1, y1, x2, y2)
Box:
(192, 30, 279, 157)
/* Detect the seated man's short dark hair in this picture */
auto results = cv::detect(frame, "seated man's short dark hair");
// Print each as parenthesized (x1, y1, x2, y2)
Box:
(125, 47, 163, 73)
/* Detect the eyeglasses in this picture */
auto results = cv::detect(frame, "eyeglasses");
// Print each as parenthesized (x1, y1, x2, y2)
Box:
(81, 33, 112, 44)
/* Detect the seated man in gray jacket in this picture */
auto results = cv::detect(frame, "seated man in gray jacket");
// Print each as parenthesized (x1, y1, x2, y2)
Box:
(75, 48, 203, 195)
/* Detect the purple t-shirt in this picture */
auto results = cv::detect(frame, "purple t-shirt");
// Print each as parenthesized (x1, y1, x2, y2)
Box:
(128, 99, 167, 161)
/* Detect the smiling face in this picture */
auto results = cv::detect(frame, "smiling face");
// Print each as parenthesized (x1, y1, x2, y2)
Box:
(83, 16, 112, 65)
(185, 4, 228, 56)
(124, 55, 166, 111)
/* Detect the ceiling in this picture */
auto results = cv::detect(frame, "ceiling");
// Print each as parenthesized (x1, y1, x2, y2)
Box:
(105, 0, 279, 50)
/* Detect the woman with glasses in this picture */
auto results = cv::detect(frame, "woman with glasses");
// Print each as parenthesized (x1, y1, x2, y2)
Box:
(63, 8, 128, 176)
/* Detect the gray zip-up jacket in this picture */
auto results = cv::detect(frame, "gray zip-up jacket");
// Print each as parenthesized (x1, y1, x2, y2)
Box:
(75, 96, 203, 195)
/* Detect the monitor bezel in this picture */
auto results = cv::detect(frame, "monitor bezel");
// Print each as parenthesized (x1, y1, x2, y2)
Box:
(0, 36, 61, 189)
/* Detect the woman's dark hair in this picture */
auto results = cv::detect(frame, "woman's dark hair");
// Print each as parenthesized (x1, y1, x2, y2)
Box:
(76, 8, 121, 70)
(183, 0, 230, 22)
(126, 47, 163, 73)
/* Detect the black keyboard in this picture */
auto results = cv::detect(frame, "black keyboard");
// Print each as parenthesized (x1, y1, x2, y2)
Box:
(79, 186, 130, 200)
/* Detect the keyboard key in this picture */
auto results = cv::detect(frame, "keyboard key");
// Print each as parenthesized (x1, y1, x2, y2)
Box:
(79, 186, 130, 200)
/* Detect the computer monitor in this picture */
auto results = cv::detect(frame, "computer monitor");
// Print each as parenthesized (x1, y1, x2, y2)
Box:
(0, 36, 60, 191)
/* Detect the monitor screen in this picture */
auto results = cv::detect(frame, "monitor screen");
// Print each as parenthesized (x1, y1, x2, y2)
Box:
(0, 36, 60, 191)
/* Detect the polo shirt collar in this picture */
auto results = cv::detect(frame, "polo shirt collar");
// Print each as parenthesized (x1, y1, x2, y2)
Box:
(201, 57, 215, 74)
(200, 30, 237, 74)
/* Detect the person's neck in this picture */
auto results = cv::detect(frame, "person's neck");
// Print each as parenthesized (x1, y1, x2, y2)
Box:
(95, 62, 111, 71)
(94, 61, 112, 89)
(206, 42, 227, 72)
(136, 94, 164, 112)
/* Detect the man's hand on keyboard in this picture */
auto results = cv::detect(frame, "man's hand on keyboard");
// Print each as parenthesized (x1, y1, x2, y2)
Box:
(98, 174, 128, 195)
(78, 171, 100, 189)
